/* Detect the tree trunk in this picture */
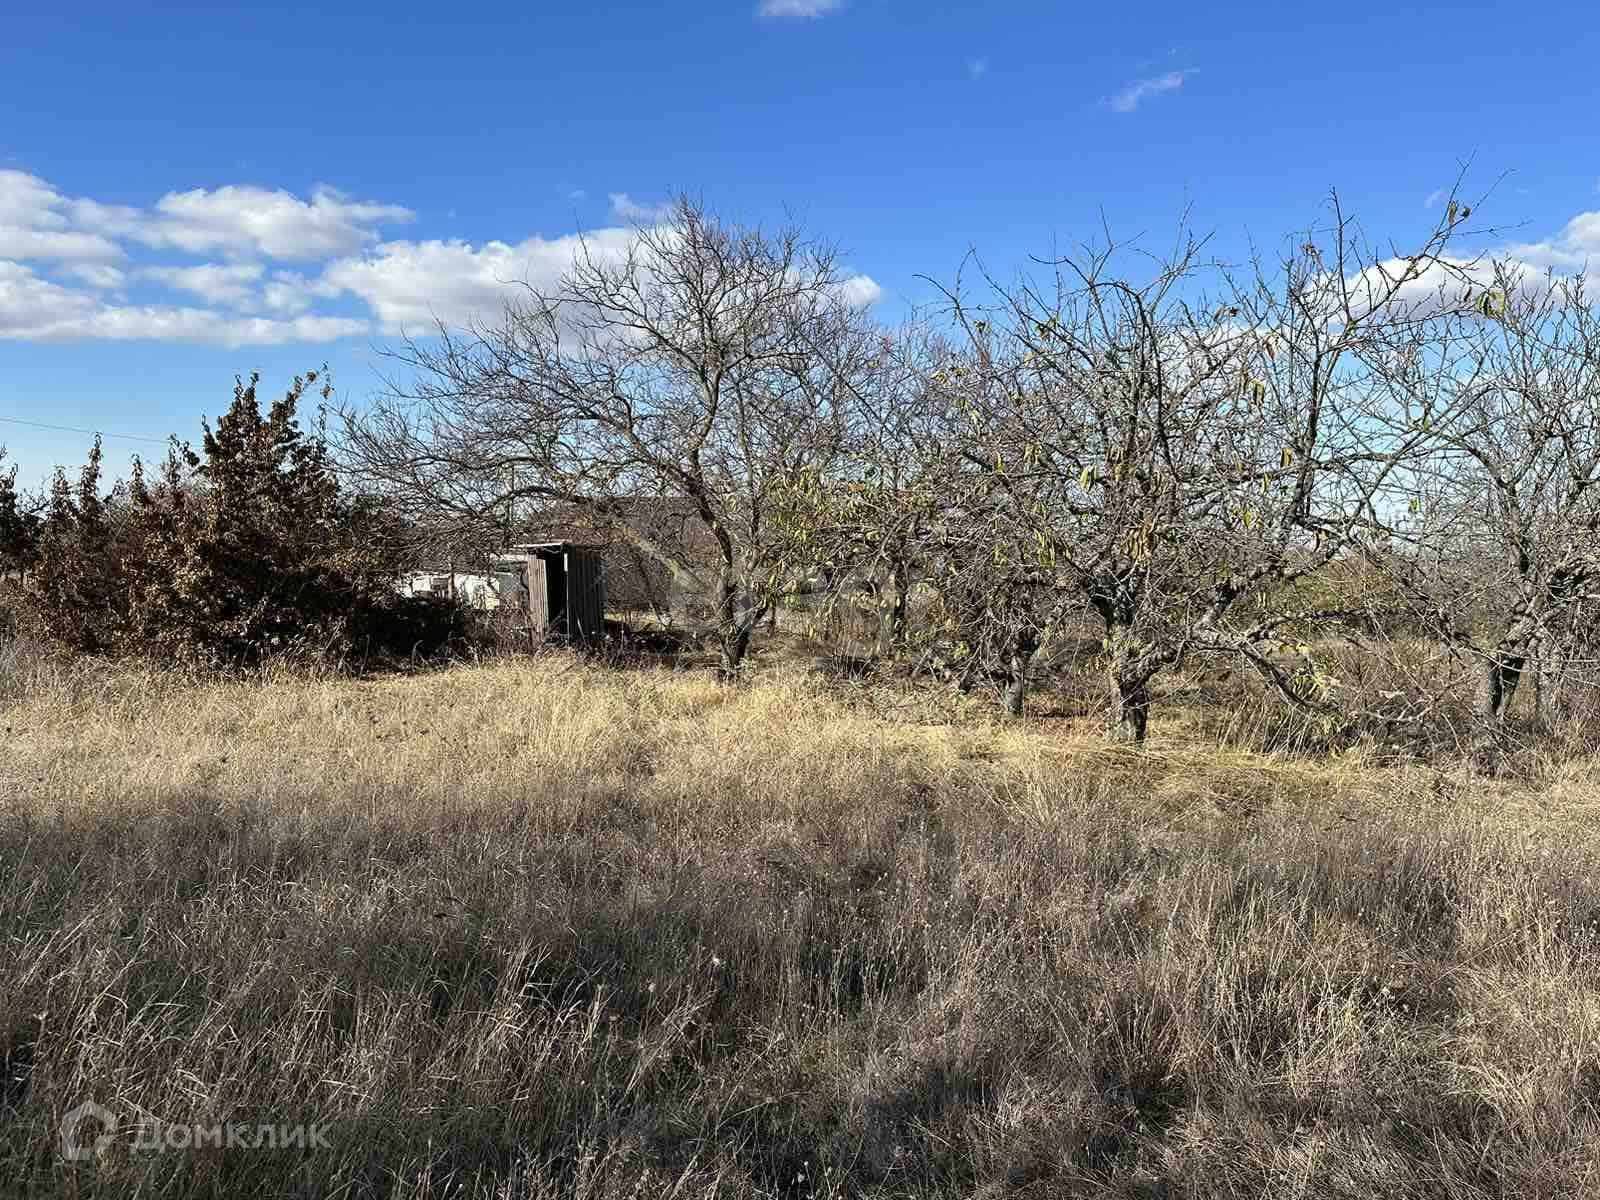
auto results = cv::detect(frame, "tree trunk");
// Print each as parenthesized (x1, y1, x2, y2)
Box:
(1531, 628, 1566, 728)
(718, 627, 753, 680)
(874, 559, 909, 659)
(1532, 641, 1548, 727)
(1100, 605, 1157, 744)
(715, 579, 768, 681)
(1478, 651, 1526, 722)
(1109, 674, 1151, 743)
(1003, 633, 1037, 717)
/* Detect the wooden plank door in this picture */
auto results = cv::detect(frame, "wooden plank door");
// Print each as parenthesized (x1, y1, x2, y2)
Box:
(526, 557, 551, 631)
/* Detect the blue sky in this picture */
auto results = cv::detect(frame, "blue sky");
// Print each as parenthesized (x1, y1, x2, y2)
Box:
(4, 0, 1599, 485)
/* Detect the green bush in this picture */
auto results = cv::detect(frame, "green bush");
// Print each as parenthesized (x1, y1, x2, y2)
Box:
(0, 447, 39, 580)
(32, 371, 468, 668)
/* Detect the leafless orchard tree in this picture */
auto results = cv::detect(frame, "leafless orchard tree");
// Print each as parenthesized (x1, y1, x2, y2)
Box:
(929, 194, 1488, 740)
(1364, 263, 1600, 726)
(770, 323, 963, 661)
(339, 196, 878, 677)
(772, 323, 1080, 713)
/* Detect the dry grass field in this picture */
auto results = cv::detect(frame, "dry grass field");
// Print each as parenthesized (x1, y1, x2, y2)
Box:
(4, 642, 1600, 1197)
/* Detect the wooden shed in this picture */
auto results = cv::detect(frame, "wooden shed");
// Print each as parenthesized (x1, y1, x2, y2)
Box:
(489, 543, 606, 643)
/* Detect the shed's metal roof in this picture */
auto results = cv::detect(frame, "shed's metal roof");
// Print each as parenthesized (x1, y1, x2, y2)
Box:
(505, 541, 606, 553)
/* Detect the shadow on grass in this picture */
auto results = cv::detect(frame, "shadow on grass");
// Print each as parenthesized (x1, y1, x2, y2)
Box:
(2, 768, 1599, 1197)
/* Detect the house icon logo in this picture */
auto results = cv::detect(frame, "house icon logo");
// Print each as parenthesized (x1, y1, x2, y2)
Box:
(60, 1100, 117, 1163)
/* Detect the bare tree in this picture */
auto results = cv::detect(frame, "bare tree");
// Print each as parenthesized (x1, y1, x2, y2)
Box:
(340, 197, 877, 677)
(770, 323, 960, 660)
(933, 193, 1486, 740)
(771, 323, 1077, 714)
(1366, 264, 1600, 725)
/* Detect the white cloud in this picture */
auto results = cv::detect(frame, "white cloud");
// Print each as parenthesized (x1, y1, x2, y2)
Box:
(1344, 239, 1600, 325)
(608, 193, 672, 224)
(0, 171, 412, 265)
(139, 261, 264, 305)
(0, 227, 124, 262)
(0, 171, 417, 345)
(836, 273, 884, 308)
(69, 309, 367, 347)
(0, 259, 362, 346)
(1102, 69, 1196, 114)
(0, 170, 124, 262)
(59, 262, 127, 290)
(757, 0, 842, 17)
(1506, 210, 1600, 276)
(0, 170, 884, 347)
(83, 310, 368, 347)
(321, 231, 884, 334)
(260, 271, 316, 315)
(317, 229, 638, 333)
(0, 260, 99, 329)
(1342, 254, 1488, 319)
(69, 197, 144, 238)
(0, 171, 67, 226)
(132, 184, 413, 261)
(968, 56, 989, 80)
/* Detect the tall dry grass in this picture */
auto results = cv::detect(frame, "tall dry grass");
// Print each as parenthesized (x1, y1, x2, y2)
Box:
(3, 649, 1600, 1196)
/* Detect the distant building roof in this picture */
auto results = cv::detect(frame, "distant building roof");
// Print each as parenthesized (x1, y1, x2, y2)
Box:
(507, 541, 605, 553)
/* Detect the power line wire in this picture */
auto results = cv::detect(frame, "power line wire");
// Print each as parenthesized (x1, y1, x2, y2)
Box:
(0, 415, 171, 445)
